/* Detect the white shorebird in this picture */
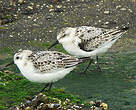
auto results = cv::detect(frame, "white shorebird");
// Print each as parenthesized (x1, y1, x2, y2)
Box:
(48, 26, 129, 73)
(5, 49, 90, 92)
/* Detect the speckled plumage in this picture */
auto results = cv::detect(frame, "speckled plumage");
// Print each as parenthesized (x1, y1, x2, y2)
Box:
(75, 26, 120, 50)
(13, 50, 87, 83)
(28, 51, 81, 73)
(57, 26, 128, 57)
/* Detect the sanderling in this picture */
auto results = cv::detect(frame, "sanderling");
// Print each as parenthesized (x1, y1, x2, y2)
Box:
(48, 26, 129, 73)
(5, 49, 90, 92)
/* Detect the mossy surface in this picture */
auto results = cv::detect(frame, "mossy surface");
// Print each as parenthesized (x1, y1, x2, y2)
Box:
(0, 47, 136, 110)
(55, 52, 136, 110)
(0, 70, 87, 109)
(0, 47, 87, 109)
(0, 0, 136, 109)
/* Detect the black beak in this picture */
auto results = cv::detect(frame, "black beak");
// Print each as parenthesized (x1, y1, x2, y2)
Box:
(4, 61, 14, 67)
(47, 40, 59, 50)
(0, 61, 14, 71)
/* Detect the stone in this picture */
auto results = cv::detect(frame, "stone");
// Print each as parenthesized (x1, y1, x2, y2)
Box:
(104, 10, 110, 14)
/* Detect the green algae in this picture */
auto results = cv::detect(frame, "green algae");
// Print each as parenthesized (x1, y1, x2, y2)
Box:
(0, 47, 136, 109)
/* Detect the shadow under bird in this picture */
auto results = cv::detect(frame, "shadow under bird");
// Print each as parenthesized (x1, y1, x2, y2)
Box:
(3, 49, 90, 92)
(48, 26, 129, 73)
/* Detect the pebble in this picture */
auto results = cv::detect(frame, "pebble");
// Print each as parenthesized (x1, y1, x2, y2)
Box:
(116, 5, 121, 9)
(25, 106, 31, 110)
(104, 10, 110, 14)
(56, 5, 62, 8)
(49, 9, 54, 12)
(104, 22, 109, 25)
(25, 100, 31, 106)
(90, 100, 108, 110)
(46, 16, 52, 19)
(27, 6, 33, 10)
(98, 20, 101, 23)
(128, 9, 133, 13)
(10, 35, 13, 38)
(120, 7, 127, 11)
(36, 4, 40, 8)
(28, 16, 32, 19)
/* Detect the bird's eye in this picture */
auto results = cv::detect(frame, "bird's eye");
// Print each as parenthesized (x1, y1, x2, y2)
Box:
(16, 56, 19, 60)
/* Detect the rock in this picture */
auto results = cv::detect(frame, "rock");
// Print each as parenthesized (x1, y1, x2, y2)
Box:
(128, 9, 133, 13)
(120, 7, 127, 11)
(49, 9, 54, 12)
(90, 100, 108, 110)
(25, 106, 31, 110)
(27, 6, 34, 10)
(47, 103, 60, 108)
(116, 5, 121, 9)
(104, 10, 110, 14)
(104, 22, 109, 25)
(56, 5, 62, 9)
(36, 4, 40, 8)
(98, 20, 101, 23)
(100, 103, 108, 110)
(46, 16, 52, 19)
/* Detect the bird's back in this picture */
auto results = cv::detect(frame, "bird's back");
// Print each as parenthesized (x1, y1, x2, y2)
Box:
(75, 26, 128, 52)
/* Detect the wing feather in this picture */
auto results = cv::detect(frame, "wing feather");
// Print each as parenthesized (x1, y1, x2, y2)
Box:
(75, 26, 127, 51)
(28, 51, 81, 73)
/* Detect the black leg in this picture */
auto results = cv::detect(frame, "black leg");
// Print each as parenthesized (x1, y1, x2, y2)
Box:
(81, 58, 93, 75)
(47, 83, 53, 91)
(39, 83, 50, 93)
(96, 56, 102, 72)
(24, 83, 53, 108)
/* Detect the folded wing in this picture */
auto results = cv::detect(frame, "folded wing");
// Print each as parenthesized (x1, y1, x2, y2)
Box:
(75, 26, 128, 52)
(28, 51, 83, 73)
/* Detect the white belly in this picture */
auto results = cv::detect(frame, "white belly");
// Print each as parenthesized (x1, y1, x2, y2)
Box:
(18, 63, 75, 83)
(62, 39, 117, 58)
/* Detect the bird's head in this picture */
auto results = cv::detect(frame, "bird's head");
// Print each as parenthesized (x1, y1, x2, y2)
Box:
(14, 49, 32, 65)
(57, 27, 74, 44)
(48, 27, 74, 50)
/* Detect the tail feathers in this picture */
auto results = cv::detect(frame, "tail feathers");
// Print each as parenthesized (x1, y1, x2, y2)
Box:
(108, 26, 129, 40)
(64, 57, 92, 68)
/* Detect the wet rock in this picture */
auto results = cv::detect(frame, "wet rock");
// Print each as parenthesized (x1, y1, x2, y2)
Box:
(10, 92, 87, 110)
(25, 106, 31, 110)
(9, 106, 20, 110)
(90, 100, 108, 110)
(47, 103, 60, 108)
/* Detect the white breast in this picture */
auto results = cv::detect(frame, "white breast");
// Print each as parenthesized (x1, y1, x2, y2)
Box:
(16, 60, 75, 83)
(62, 39, 117, 58)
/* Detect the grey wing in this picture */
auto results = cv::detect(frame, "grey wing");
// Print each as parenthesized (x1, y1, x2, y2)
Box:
(29, 51, 81, 73)
(75, 26, 126, 51)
